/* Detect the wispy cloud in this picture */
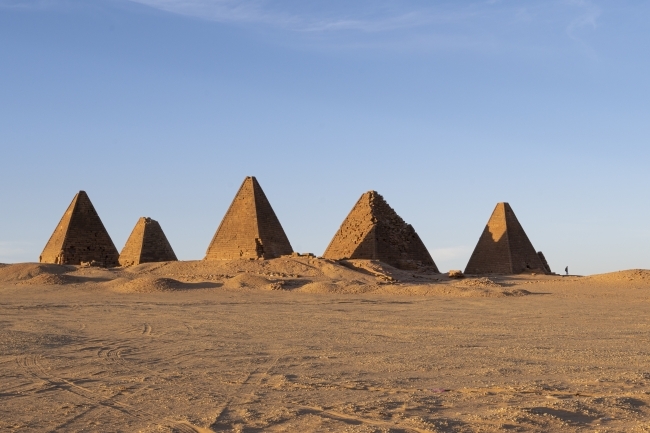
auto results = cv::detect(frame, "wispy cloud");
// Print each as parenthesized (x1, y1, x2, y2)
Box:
(2, 0, 605, 55)
(124, 0, 467, 33)
(565, 0, 601, 58)
(125, 0, 297, 27)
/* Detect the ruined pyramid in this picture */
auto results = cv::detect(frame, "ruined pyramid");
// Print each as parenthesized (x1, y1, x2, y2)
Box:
(40, 191, 119, 267)
(464, 202, 548, 275)
(323, 191, 438, 271)
(205, 176, 293, 260)
(119, 217, 178, 266)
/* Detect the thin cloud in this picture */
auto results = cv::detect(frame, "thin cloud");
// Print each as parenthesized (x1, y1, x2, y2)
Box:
(125, 0, 300, 27)
(565, 0, 601, 58)
(2, 0, 606, 56)
(123, 0, 459, 33)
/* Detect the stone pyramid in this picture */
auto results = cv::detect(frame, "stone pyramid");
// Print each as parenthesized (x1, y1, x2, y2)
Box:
(119, 217, 178, 266)
(40, 191, 119, 267)
(323, 191, 438, 271)
(464, 202, 547, 274)
(205, 176, 293, 260)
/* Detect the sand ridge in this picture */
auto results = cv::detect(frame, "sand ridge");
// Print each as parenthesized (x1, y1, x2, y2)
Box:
(0, 258, 557, 297)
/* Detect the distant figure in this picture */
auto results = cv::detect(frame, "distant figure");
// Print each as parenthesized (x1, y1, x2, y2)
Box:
(565, 266, 569, 276)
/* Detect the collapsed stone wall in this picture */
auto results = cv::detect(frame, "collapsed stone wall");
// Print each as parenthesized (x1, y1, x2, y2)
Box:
(323, 191, 438, 271)
(40, 191, 119, 267)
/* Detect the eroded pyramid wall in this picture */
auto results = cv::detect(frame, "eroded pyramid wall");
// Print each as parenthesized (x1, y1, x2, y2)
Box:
(40, 191, 119, 267)
(119, 217, 177, 266)
(465, 202, 546, 274)
(323, 191, 438, 271)
(205, 177, 293, 260)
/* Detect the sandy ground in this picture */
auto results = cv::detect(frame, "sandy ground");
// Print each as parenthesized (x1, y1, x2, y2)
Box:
(1, 258, 650, 432)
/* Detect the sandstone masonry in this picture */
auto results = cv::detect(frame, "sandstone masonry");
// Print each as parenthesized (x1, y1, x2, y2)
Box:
(323, 191, 438, 271)
(119, 217, 178, 266)
(464, 202, 547, 275)
(205, 177, 293, 260)
(40, 191, 119, 267)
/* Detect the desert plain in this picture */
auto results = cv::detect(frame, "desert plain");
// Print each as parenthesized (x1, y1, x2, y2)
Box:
(1, 258, 650, 432)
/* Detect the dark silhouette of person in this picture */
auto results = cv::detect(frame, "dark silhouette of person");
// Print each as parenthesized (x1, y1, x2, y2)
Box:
(565, 266, 568, 276)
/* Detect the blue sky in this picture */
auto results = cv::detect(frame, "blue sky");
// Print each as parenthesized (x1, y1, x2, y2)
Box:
(1, 0, 648, 274)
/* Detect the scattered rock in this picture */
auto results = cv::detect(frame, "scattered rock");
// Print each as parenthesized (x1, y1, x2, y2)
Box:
(448, 270, 465, 279)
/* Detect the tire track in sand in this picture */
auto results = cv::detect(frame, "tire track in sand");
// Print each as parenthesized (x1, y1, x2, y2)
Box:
(209, 353, 288, 430)
(14, 354, 192, 432)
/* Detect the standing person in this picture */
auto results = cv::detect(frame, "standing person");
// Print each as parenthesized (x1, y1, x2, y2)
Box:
(565, 266, 569, 276)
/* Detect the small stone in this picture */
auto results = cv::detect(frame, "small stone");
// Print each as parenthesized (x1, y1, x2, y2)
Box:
(448, 270, 465, 279)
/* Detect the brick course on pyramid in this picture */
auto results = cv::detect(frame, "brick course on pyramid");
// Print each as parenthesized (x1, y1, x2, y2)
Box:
(323, 191, 438, 271)
(464, 202, 548, 275)
(119, 217, 178, 266)
(205, 176, 293, 260)
(40, 191, 119, 267)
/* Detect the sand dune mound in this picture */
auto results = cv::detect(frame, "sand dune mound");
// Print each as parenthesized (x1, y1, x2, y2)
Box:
(110, 277, 216, 293)
(295, 281, 373, 294)
(0, 263, 72, 282)
(585, 269, 650, 283)
(450, 278, 530, 297)
(17, 273, 81, 286)
(222, 274, 273, 290)
(295, 281, 341, 293)
(121, 261, 176, 274)
(453, 277, 506, 289)
(339, 260, 401, 280)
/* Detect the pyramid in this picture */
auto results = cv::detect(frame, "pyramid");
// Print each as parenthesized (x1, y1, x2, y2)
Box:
(464, 202, 548, 274)
(119, 217, 178, 266)
(205, 176, 293, 260)
(40, 191, 119, 267)
(323, 191, 438, 271)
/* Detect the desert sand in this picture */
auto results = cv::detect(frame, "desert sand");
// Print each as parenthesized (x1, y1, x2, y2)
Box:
(1, 258, 650, 432)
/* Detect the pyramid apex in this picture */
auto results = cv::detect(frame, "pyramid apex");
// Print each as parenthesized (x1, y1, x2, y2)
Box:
(363, 190, 383, 201)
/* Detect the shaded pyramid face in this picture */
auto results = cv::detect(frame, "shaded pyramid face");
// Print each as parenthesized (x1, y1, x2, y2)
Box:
(323, 191, 438, 271)
(119, 217, 178, 267)
(40, 191, 119, 267)
(464, 202, 547, 274)
(205, 177, 293, 260)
